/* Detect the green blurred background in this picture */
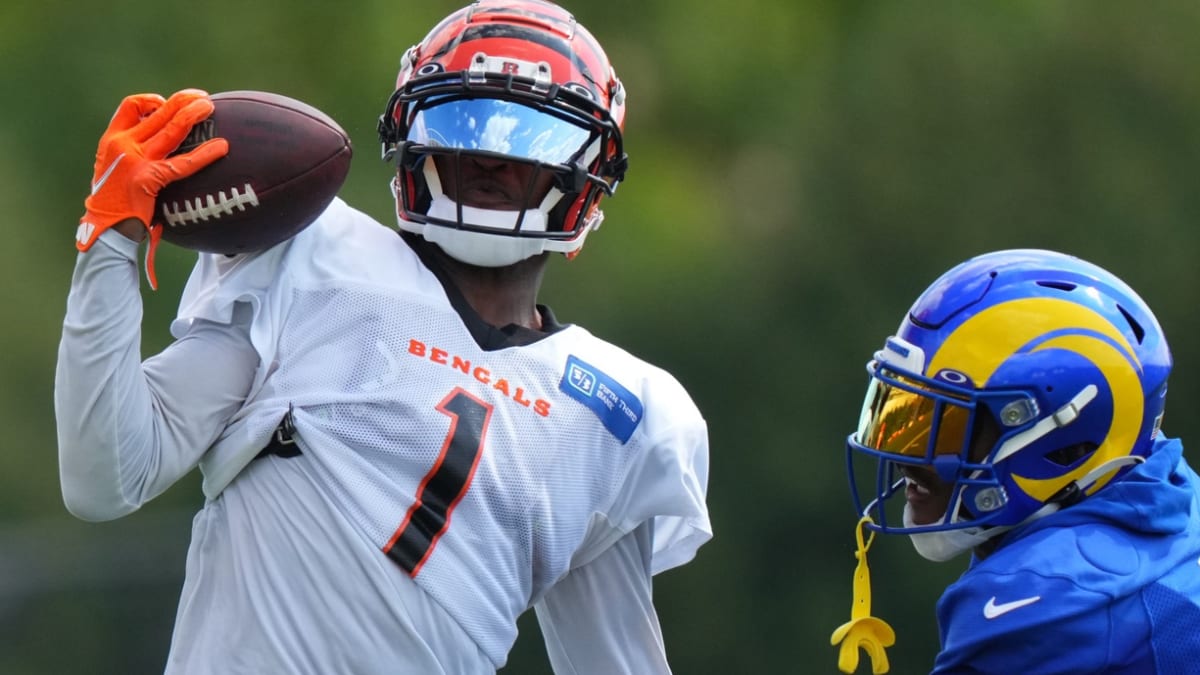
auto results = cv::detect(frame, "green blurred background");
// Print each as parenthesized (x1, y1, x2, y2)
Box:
(4, 1, 1200, 673)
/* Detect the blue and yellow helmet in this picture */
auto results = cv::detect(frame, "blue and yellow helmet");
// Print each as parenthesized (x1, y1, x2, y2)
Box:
(847, 249, 1172, 535)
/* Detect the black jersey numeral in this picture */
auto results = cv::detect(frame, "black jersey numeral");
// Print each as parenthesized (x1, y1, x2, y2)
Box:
(384, 388, 493, 576)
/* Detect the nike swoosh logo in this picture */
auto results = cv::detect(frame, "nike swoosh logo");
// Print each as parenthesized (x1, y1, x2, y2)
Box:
(983, 595, 1041, 619)
(91, 153, 125, 195)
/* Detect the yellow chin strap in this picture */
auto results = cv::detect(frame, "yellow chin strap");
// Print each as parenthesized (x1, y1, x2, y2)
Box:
(830, 516, 895, 674)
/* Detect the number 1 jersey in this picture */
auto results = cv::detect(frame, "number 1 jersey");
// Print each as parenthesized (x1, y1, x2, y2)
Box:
(173, 199, 712, 665)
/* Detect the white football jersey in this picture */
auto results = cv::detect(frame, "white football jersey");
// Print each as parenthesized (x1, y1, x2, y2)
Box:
(170, 199, 712, 665)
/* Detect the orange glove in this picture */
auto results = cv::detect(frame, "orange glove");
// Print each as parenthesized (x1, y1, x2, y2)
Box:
(77, 89, 228, 288)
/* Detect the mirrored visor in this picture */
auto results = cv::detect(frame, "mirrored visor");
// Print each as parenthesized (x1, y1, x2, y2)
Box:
(856, 370, 972, 458)
(407, 98, 593, 165)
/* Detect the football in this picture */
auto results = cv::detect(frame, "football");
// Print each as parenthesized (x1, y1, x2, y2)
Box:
(154, 90, 352, 254)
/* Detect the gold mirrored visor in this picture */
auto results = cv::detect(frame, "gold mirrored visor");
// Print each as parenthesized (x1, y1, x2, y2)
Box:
(856, 369, 972, 459)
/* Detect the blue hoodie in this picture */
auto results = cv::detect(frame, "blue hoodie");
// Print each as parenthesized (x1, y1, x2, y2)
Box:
(932, 437, 1200, 674)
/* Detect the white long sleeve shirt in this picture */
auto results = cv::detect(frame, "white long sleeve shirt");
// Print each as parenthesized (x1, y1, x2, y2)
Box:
(55, 201, 712, 674)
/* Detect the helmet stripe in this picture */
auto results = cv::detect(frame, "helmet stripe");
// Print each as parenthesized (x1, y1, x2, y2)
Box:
(928, 297, 1137, 383)
(458, 23, 598, 88)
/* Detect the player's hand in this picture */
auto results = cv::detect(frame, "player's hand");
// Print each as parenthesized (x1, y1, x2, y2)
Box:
(77, 89, 229, 252)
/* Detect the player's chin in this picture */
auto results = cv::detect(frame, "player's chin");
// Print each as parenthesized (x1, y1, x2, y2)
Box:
(457, 186, 524, 210)
(904, 480, 949, 526)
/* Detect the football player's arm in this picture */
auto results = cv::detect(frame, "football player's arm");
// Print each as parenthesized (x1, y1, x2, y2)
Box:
(534, 521, 672, 675)
(55, 231, 257, 521)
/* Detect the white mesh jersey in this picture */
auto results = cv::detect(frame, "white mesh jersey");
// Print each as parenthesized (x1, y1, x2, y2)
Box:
(170, 199, 711, 665)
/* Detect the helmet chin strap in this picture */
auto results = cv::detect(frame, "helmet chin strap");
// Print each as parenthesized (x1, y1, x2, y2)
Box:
(904, 454, 1145, 562)
(1045, 454, 1146, 507)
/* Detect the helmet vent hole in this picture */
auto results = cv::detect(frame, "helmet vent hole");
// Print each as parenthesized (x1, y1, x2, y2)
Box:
(1117, 304, 1146, 344)
(1036, 280, 1077, 292)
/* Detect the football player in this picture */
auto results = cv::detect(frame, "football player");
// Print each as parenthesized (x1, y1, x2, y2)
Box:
(55, 1, 711, 673)
(832, 249, 1200, 673)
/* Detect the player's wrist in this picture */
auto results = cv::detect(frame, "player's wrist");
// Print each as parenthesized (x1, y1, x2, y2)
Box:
(112, 218, 148, 242)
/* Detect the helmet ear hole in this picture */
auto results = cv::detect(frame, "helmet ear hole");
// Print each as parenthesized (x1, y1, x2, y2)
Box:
(1045, 442, 1097, 467)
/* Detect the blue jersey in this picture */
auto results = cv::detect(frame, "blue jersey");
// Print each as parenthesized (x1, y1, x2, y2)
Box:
(933, 437, 1200, 674)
